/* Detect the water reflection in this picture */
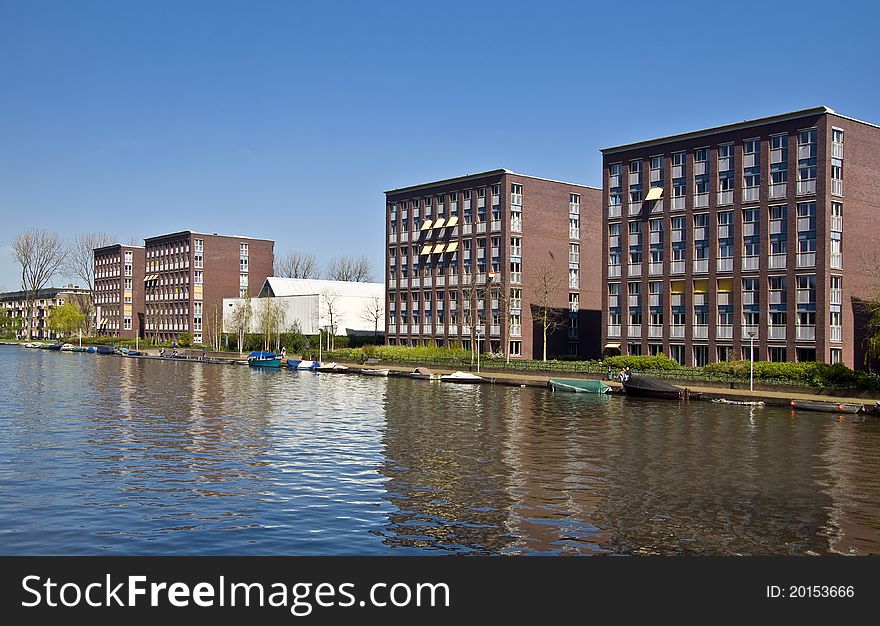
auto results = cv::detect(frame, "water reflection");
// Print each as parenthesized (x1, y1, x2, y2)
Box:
(0, 345, 878, 555)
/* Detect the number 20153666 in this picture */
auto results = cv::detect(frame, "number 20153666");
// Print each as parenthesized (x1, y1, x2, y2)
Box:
(766, 585, 854, 599)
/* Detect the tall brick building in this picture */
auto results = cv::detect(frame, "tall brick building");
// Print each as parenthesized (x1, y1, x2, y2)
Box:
(142, 231, 274, 345)
(385, 169, 602, 360)
(600, 106, 880, 369)
(94, 244, 146, 339)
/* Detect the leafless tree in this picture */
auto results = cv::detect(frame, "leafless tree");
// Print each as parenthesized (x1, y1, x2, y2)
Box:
(457, 264, 483, 365)
(275, 252, 320, 279)
(326, 255, 374, 282)
(65, 231, 115, 333)
(532, 258, 566, 362)
(228, 295, 253, 354)
(322, 290, 340, 350)
(258, 296, 286, 352)
(361, 296, 385, 341)
(11, 229, 68, 340)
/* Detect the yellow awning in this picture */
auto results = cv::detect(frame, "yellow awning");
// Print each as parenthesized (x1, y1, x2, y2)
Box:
(694, 279, 709, 293)
(670, 281, 684, 294)
(420, 219, 433, 231)
(717, 278, 734, 292)
(433, 217, 446, 229)
(603, 343, 621, 350)
(433, 243, 446, 254)
(446, 241, 459, 253)
(420, 245, 432, 255)
(645, 187, 664, 201)
(445, 216, 459, 227)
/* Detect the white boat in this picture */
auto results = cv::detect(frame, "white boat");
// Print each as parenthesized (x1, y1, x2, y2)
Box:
(361, 368, 390, 376)
(297, 360, 317, 370)
(440, 371, 483, 384)
(315, 362, 348, 373)
(60, 343, 75, 351)
(410, 367, 440, 380)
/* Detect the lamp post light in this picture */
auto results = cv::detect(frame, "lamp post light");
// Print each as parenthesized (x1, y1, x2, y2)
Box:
(748, 330, 756, 392)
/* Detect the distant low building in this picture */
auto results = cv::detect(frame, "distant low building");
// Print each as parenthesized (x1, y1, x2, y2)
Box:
(1, 285, 91, 340)
(222, 277, 385, 338)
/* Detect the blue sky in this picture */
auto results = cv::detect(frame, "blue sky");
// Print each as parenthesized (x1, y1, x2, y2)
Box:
(1, 0, 878, 290)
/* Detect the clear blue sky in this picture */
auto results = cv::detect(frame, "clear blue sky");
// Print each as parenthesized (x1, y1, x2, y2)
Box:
(1, 0, 879, 290)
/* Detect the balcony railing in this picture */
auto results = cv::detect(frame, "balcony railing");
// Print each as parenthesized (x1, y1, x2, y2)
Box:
(717, 325, 733, 339)
(476, 223, 487, 234)
(670, 325, 685, 338)
(769, 291, 785, 305)
(742, 186, 760, 203)
(628, 294, 641, 307)
(569, 228, 580, 239)
(629, 202, 643, 215)
(797, 289, 815, 305)
(742, 255, 759, 271)
(717, 292, 731, 306)
(410, 277, 421, 287)
(693, 325, 708, 339)
(490, 220, 502, 232)
(649, 262, 663, 276)
(490, 325, 501, 336)
(768, 254, 787, 269)
(769, 220, 785, 235)
(608, 265, 621, 278)
(608, 295, 619, 307)
(671, 196, 685, 211)
(569, 277, 579, 289)
(649, 294, 662, 307)
(830, 326, 842, 342)
(743, 222, 758, 237)
(831, 252, 842, 269)
(423, 277, 433, 287)
(832, 179, 843, 196)
(693, 193, 709, 208)
(608, 205, 622, 219)
(628, 263, 642, 277)
(742, 325, 759, 339)
(389, 233, 398, 243)
(797, 179, 817, 195)
(670, 261, 685, 275)
(448, 275, 459, 286)
(718, 190, 734, 205)
(693, 259, 709, 273)
(717, 257, 734, 272)
(650, 231, 662, 245)
(830, 289, 842, 305)
(607, 325, 621, 337)
(436, 276, 445, 287)
(796, 325, 816, 341)
(796, 253, 816, 268)
(693, 161, 706, 176)
(628, 324, 642, 337)
(831, 216, 842, 232)
(768, 326, 786, 340)
(670, 294, 682, 307)
(400, 231, 410, 242)
(769, 183, 787, 199)
(693, 292, 707, 306)
(648, 325, 663, 338)
(511, 219, 522, 233)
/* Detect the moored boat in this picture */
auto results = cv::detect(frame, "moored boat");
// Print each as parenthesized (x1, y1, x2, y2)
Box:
(46, 343, 63, 350)
(247, 351, 282, 367)
(86, 346, 96, 353)
(297, 360, 317, 370)
(95, 345, 114, 355)
(622, 374, 683, 400)
(60, 343, 75, 352)
(440, 370, 483, 384)
(549, 379, 611, 394)
(315, 362, 348, 373)
(285, 359, 302, 369)
(72, 347, 88, 353)
(361, 368, 390, 376)
(410, 367, 439, 380)
(789, 399, 862, 414)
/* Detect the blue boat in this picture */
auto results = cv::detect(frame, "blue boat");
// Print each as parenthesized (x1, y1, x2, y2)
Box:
(286, 359, 302, 369)
(86, 347, 96, 353)
(95, 345, 113, 355)
(247, 351, 282, 368)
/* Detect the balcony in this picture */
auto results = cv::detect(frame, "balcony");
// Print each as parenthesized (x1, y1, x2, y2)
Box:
(476, 222, 487, 234)
(718, 190, 734, 205)
(608, 205, 622, 219)
(490, 325, 501, 336)
(411, 277, 421, 288)
(607, 325, 620, 337)
(569, 253, 580, 265)
(629, 202, 643, 216)
(389, 278, 397, 289)
(768, 326, 786, 340)
(448, 275, 459, 286)
(628, 294, 641, 307)
(463, 224, 473, 235)
(436, 276, 445, 287)
(831, 252, 842, 269)
(670, 325, 685, 338)
(628, 263, 642, 277)
(628, 324, 642, 337)
(569, 277, 579, 289)
(672, 229, 683, 243)
(629, 172, 641, 186)
(742, 325, 759, 339)
(717, 257, 734, 272)
(650, 231, 662, 245)
(648, 325, 663, 338)
(608, 265, 621, 278)
(435, 324, 445, 335)
(769, 220, 786, 235)
(629, 233, 641, 247)
(510, 324, 522, 337)
(423, 277, 433, 287)
(742, 255, 759, 271)
(491, 194, 500, 206)
(650, 201, 664, 214)
(796, 325, 816, 341)
(796, 252, 816, 268)
(694, 226, 709, 241)
(831, 289, 842, 305)
(693, 325, 708, 339)
(510, 247, 522, 260)
(694, 193, 709, 208)
(830, 326, 842, 342)
(649, 262, 663, 276)
(769, 183, 787, 199)
(694, 161, 706, 176)
(671, 196, 685, 211)
(717, 325, 733, 339)
(649, 294, 662, 307)
(670, 261, 685, 275)
(717, 292, 731, 306)
(693, 259, 709, 273)
(832, 143, 844, 159)
(490, 220, 502, 232)
(422, 324, 432, 334)
(400, 231, 410, 242)
(609, 174, 620, 188)
(797, 289, 815, 305)
(769, 254, 786, 269)
(693, 292, 707, 306)
(769, 291, 785, 305)
(389, 233, 398, 243)
(797, 179, 817, 195)
(670, 293, 682, 307)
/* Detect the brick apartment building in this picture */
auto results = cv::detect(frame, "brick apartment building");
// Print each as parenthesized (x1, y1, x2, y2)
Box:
(601, 106, 880, 369)
(94, 244, 146, 339)
(1, 285, 91, 340)
(385, 169, 602, 360)
(142, 231, 274, 345)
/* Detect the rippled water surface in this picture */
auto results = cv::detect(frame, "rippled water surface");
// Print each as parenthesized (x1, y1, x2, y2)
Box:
(1, 345, 879, 555)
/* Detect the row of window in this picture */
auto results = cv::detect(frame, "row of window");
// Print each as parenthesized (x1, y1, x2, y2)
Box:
(619, 344, 839, 366)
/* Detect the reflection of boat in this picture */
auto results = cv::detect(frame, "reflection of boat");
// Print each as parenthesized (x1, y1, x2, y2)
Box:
(549, 379, 611, 394)
(95, 345, 114, 355)
(712, 398, 764, 406)
(127, 350, 143, 356)
(73, 347, 88, 353)
(247, 351, 281, 367)
(410, 367, 439, 380)
(60, 343, 75, 352)
(789, 399, 862, 414)
(361, 368, 390, 376)
(440, 371, 483, 384)
(622, 374, 683, 400)
(315, 362, 348, 373)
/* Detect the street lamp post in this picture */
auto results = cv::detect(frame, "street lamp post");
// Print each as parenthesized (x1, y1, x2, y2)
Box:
(748, 330, 756, 392)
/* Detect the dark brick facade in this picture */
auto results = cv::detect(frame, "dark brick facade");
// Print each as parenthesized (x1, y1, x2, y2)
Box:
(94, 244, 145, 339)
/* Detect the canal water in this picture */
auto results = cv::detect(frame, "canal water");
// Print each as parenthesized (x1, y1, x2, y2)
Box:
(1, 345, 878, 555)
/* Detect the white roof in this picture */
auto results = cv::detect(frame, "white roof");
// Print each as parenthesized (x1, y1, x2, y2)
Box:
(262, 277, 384, 298)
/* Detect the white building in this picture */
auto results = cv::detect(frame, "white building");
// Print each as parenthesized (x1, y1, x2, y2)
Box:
(222, 277, 385, 337)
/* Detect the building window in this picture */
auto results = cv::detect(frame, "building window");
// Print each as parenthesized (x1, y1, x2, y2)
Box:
(797, 128, 817, 195)
(194, 271, 203, 285)
(240, 273, 248, 297)
(194, 238, 204, 253)
(509, 340, 521, 357)
(830, 348, 842, 364)
(768, 347, 787, 362)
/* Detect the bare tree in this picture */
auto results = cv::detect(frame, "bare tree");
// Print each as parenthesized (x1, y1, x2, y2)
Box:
(65, 231, 116, 333)
(275, 252, 320, 279)
(229, 295, 253, 354)
(322, 290, 340, 350)
(532, 259, 566, 362)
(11, 229, 68, 340)
(326, 255, 374, 282)
(361, 296, 384, 341)
(457, 264, 482, 365)
(258, 297, 286, 352)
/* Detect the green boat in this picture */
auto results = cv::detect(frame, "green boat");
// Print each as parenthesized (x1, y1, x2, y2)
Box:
(549, 379, 611, 394)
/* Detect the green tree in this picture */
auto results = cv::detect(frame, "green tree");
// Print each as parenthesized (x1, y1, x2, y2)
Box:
(47, 303, 85, 338)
